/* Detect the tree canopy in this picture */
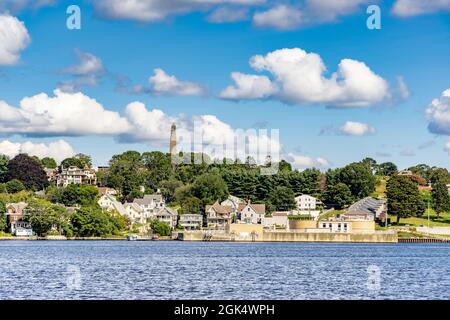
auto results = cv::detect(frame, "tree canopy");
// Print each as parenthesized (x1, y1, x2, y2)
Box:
(387, 175, 425, 224)
(7, 154, 49, 191)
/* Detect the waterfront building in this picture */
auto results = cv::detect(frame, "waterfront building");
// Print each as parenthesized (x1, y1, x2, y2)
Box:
(133, 194, 165, 219)
(205, 201, 233, 230)
(155, 207, 178, 229)
(5, 202, 33, 236)
(98, 194, 127, 216)
(56, 166, 97, 187)
(295, 194, 321, 210)
(345, 197, 385, 221)
(238, 201, 265, 224)
(220, 195, 244, 214)
(179, 214, 203, 230)
(262, 212, 289, 230)
(124, 202, 145, 224)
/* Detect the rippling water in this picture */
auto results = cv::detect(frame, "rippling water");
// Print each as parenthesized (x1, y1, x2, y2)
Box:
(0, 241, 449, 300)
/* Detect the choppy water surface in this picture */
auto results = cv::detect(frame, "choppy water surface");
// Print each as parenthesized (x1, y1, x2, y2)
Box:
(0, 241, 449, 299)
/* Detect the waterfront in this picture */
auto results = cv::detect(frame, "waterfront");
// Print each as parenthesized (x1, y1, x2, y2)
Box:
(0, 241, 449, 300)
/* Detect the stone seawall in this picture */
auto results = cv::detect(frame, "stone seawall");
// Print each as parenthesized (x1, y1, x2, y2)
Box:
(181, 230, 398, 243)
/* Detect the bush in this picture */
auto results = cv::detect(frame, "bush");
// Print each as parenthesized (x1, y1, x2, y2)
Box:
(150, 219, 171, 236)
(6, 179, 25, 194)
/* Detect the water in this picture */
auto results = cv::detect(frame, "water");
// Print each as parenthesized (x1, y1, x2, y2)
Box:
(0, 241, 449, 300)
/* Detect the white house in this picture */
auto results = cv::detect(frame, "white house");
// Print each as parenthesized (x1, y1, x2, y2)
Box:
(56, 166, 97, 187)
(205, 201, 233, 230)
(179, 214, 203, 230)
(124, 202, 145, 224)
(133, 194, 165, 219)
(221, 195, 244, 213)
(98, 194, 127, 216)
(238, 201, 265, 224)
(154, 207, 178, 229)
(295, 194, 319, 210)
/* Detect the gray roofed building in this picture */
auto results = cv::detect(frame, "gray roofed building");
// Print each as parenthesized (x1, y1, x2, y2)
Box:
(344, 197, 386, 220)
(154, 207, 178, 229)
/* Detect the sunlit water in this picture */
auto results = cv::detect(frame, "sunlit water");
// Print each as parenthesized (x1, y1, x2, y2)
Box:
(0, 241, 449, 300)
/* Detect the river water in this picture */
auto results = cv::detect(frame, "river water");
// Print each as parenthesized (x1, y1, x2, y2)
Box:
(0, 241, 449, 300)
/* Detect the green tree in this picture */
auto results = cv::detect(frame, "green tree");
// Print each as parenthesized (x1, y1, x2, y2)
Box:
(6, 179, 25, 193)
(191, 172, 229, 204)
(40, 157, 57, 169)
(323, 182, 353, 209)
(179, 196, 203, 215)
(0, 200, 6, 232)
(142, 151, 172, 189)
(268, 186, 296, 211)
(431, 180, 450, 217)
(70, 206, 114, 237)
(377, 162, 398, 176)
(159, 178, 183, 204)
(387, 175, 425, 225)
(0, 155, 8, 183)
(361, 157, 378, 174)
(51, 184, 98, 207)
(149, 219, 171, 236)
(26, 199, 69, 236)
(7, 154, 49, 190)
(338, 162, 376, 199)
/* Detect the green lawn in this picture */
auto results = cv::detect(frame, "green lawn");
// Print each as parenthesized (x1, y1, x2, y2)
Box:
(388, 210, 450, 227)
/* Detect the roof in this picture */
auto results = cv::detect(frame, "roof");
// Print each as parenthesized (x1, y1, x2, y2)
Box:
(98, 187, 117, 195)
(295, 194, 317, 200)
(133, 194, 164, 205)
(347, 197, 384, 218)
(125, 202, 143, 212)
(206, 201, 232, 214)
(6, 202, 28, 214)
(238, 202, 266, 214)
(156, 207, 177, 217)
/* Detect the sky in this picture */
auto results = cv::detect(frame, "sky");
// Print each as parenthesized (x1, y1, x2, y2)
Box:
(0, 0, 450, 170)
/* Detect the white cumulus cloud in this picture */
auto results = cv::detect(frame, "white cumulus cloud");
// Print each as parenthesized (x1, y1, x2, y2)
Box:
(0, 14, 31, 65)
(426, 88, 450, 135)
(253, 5, 303, 30)
(221, 48, 389, 107)
(392, 0, 450, 17)
(285, 152, 330, 171)
(220, 72, 277, 99)
(146, 68, 206, 96)
(339, 121, 376, 136)
(0, 139, 75, 162)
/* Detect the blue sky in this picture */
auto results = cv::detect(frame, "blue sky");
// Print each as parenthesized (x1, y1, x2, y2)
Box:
(0, 0, 450, 169)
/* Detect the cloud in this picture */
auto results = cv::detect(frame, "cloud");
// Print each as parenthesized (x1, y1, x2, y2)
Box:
(0, 14, 31, 65)
(0, 0, 56, 13)
(445, 139, 450, 153)
(93, 0, 264, 22)
(59, 49, 106, 91)
(426, 88, 450, 135)
(207, 6, 248, 23)
(392, 0, 450, 17)
(221, 48, 389, 107)
(253, 5, 303, 30)
(220, 72, 277, 99)
(375, 151, 391, 158)
(339, 121, 376, 136)
(141, 68, 206, 96)
(285, 152, 330, 171)
(418, 139, 436, 150)
(0, 139, 75, 162)
(399, 148, 415, 157)
(396, 76, 410, 100)
(0, 89, 130, 136)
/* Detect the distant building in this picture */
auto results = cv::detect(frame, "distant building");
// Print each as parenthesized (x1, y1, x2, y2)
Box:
(98, 194, 127, 216)
(124, 202, 145, 224)
(56, 166, 97, 187)
(238, 201, 265, 224)
(221, 195, 244, 213)
(98, 187, 118, 197)
(133, 194, 165, 219)
(154, 207, 178, 229)
(398, 170, 413, 176)
(5, 202, 33, 236)
(179, 214, 203, 230)
(262, 212, 289, 230)
(345, 197, 385, 221)
(205, 201, 233, 230)
(44, 168, 58, 182)
(295, 194, 321, 210)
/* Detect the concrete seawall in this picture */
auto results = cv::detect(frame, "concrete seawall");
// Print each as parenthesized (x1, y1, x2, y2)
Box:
(181, 230, 398, 243)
